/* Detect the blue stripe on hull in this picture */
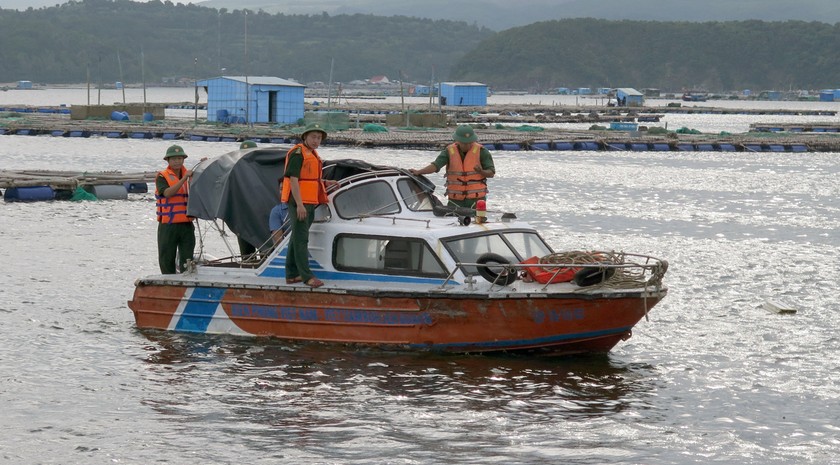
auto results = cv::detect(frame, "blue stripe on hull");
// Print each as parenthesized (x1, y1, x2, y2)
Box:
(175, 287, 227, 333)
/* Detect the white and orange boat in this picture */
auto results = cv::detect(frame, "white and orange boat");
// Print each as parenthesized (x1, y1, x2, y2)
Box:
(128, 147, 668, 355)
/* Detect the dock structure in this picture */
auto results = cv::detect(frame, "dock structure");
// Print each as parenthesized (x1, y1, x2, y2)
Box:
(750, 123, 840, 133)
(0, 169, 154, 201)
(3, 103, 840, 152)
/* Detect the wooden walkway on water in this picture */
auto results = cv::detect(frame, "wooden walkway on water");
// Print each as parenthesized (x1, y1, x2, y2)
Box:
(0, 169, 154, 190)
(3, 103, 840, 153)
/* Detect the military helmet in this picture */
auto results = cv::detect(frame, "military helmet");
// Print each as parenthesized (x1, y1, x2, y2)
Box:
(240, 140, 257, 149)
(453, 125, 478, 143)
(164, 144, 188, 159)
(301, 122, 328, 141)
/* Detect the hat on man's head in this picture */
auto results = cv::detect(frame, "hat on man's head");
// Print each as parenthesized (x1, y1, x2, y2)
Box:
(301, 122, 328, 141)
(453, 125, 478, 143)
(240, 140, 257, 149)
(164, 144, 188, 159)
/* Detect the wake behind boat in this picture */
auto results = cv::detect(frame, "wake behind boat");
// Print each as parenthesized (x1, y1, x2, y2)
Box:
(128, 146, 668, 355)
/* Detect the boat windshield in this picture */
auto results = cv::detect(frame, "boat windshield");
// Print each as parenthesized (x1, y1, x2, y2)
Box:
(443, 231, 552, 274)
(397, 178, 435, 211)
(333, 180, 400, 219)
(333, 177, 435, 218)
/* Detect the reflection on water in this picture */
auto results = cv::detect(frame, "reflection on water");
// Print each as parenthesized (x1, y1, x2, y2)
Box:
(139, 330, 658, 421)
(134, 330, 663, 462)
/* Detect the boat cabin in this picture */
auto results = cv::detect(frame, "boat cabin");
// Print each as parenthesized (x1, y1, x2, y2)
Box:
(251, 168, 553, 285)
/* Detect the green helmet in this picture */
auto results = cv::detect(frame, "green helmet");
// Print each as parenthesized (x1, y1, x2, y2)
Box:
(164, 144, 188, 159)
(301, 122, 328, 141)
(453, 125, 478, 143)
(240, 140, 257, 149)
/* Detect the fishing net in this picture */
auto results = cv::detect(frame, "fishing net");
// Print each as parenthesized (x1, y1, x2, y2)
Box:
(70, 186, 98, 201)
(675, 127, 701, 134)
(363, 123, 388, 133)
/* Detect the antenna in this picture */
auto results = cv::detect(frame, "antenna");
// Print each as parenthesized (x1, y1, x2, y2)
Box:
(327, 57, 334, 111)
(141, 48, 147, 115)
(194, 57, 199, 125)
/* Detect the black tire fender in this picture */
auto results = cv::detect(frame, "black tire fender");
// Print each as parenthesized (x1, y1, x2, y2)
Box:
(573, 265, 616, 287)
(475, 253, 518, 286)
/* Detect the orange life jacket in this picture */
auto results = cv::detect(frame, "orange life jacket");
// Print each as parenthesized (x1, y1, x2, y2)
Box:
(155, 166, 190, 224)
(281, 143, 328, 205)
(444, 143, 488, 201)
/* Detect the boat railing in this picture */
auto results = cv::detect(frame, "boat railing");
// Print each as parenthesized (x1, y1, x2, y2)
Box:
(440, 252, 668, 292)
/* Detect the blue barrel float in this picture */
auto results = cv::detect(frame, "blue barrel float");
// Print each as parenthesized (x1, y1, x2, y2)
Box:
(530, 141, 551, 151)
(553, 141, 574, 151)
(143, 112, 154, 122)
(110, 111, 130, 121)
(4, 186, 55, 202)
(216, 109, 229, 121)
(573, 141, 599, 151)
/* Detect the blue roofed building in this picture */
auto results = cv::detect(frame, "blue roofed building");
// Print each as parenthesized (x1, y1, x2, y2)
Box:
(616, 88, 644, 107)
(440, 82, 488, 106)
(196, 76, 305, 124)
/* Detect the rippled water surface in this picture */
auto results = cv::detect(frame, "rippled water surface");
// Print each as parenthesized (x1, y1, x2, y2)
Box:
(2, 98, 840, 464)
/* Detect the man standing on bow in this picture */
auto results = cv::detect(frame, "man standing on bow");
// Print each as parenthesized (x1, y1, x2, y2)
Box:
(409, 125, 495, 208)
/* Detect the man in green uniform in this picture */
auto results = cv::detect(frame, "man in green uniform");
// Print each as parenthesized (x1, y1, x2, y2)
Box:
(281, 123, 339, 287)
(409, 125, 495, 208)
(155, 145, 196, 274)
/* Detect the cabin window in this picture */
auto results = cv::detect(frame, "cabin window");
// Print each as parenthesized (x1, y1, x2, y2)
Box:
(501, 232, 552, 259)
(333, 180, 400, 219)
(443, 234, 516, 275)
(334, 235, 447, 276)
(443, 231, 552, 275)
(397, 179, 435, 211)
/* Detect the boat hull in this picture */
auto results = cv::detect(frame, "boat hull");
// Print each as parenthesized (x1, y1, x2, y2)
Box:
(128, 281, 665, 355)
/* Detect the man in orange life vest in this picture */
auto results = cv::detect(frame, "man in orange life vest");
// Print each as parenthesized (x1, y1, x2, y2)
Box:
(155, 144, 196, 274)
(409, 125, 495, 208)
(281, 123, 339, 288)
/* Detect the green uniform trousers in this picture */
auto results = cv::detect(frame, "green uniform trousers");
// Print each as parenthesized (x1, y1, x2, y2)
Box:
(285, 203, 316, 282)
(157, 221, 195, 274)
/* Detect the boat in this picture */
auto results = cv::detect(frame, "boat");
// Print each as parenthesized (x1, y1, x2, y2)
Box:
(681, 90, 709, 102)
(127, 146, 669, 356)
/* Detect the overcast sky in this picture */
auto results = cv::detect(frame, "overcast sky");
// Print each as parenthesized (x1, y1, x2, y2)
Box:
(1, 0, 199, 8)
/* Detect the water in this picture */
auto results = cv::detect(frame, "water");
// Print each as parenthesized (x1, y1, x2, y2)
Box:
(2, 92, 840, 464)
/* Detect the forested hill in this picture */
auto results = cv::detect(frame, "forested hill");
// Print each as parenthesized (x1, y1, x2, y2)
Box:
(451, 19, 840, 92)
(3, 1, 840, 92)
(0, 0, 493, 85)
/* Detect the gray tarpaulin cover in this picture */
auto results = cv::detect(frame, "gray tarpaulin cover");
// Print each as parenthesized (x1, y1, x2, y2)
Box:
(188, 147, 289, 251)
(187, 147, 400, 251)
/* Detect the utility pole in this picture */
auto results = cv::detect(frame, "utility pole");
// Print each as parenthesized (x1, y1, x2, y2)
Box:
(194, 57, 198, 125)
(244, 11, 249, 125)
